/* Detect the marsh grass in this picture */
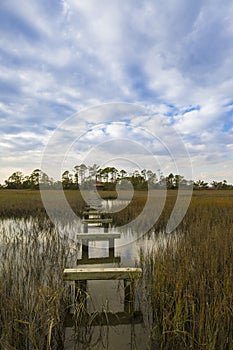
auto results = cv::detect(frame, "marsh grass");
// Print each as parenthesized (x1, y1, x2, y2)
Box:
(0, 218, 75, 349)
(0, 190, 123, 220)
(140, 192, 233, 349)
(0, 190, 87, 219)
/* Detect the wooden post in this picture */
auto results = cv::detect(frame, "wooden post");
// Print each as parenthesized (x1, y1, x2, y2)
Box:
(124, 279, 134, 314)
(82, 222, 89, 258)
(82, 241, 88, 260)
(103, 223, 109, 233)
(109, 238, 115, 258)
(75, 280, 87, 308)
(84, 222, 88, 233)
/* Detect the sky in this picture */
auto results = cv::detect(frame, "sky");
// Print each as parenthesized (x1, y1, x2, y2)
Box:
(0, 0, 233, 184)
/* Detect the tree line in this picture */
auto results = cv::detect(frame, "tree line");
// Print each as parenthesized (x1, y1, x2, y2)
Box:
(1, 164, 232, 190)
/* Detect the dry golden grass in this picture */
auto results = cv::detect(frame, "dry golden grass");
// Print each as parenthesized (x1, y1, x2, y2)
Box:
(0, 189, 232, 349)
(141, 190, 233, 349)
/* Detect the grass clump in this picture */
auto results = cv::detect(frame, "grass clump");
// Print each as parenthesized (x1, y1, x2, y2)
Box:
(0, 218, 73, 349)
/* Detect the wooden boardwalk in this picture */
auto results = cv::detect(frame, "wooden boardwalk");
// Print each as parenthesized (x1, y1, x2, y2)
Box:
(63, 206, 143, 326)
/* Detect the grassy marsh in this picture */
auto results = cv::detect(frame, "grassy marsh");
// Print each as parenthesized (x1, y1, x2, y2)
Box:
(0, 189, 232, 349)
(141, 191, 233, 349)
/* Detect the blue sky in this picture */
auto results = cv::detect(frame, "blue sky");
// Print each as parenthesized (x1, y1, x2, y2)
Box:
(0, 0, 233, 184)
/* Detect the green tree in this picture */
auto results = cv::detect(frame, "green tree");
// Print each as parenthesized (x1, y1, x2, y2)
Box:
(174, 174, 184, 188)
(28, 169, 40, 189)
(79, 164, 87, 184)
(73, 165, 80, 188)
(119, 169, 127, 179)
(62, 170, 73, 189)
(88, 164, 100, 182)
(166, 173, 175, 189)
(5, 171, 24, 189)
(194, 180, 209, 189)
(147, 170, 157, 185)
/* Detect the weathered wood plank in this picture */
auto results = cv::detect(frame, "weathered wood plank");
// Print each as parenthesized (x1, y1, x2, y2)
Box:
(82, 218, 112, 224)
(77, 233, 120, 240)
(63, 267, 142, 281)
(77, 256, 121, 265)
(64, 311, 143, 327)
(82, 211, 107, 215)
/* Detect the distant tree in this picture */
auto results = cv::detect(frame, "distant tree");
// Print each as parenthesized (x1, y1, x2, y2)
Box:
(211, 179, 229, 190)
(99, 167, 112, 182)
(174, 174, 184, 188)
(141, 169, 147, 180)
(79, 164, 87, 184)
(211, 181, 220, 189)
(166, 173, 175, 189)
(3, 164, 233, 191)
(88, 164, 100, 182)
(5, 171, 24, 189)
(62, 170, 73, 189)
(194, 180, 209, 189)
(40, 171, 51, 188)
(73, 165, 80, 188)
(110, 167, 118, 182)
(27, 169, 40, 189)
(222, 180, 228, 189)
(119, 169, 127, 179)
(147, 170, 157, 185)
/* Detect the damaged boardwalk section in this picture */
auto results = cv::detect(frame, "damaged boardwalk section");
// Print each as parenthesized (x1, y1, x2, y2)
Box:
(63, 204, 143, 327)
(63, 267, 142, 326)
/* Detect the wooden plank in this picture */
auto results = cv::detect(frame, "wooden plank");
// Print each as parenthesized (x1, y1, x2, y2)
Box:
(76, 232, 119, 235)
(82, 218, 112, 224)
(64, 311, 143, 327)
(63, 267, 142, 281)
(77, 256, 121, 265)
(82, 211, 107, 215)
(77, 233, 120, 240)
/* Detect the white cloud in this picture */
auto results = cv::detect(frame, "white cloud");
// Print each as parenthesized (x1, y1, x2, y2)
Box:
(174, 103, 222, 134)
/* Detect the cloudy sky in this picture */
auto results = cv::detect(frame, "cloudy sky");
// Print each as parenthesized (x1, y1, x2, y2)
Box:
(1, 0, 233, 184)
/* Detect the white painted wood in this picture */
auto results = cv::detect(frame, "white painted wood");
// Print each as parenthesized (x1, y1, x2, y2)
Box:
(63, 267, 142, 281)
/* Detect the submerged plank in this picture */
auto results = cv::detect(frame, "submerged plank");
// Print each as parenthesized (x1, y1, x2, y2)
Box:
(63, 267, 142, 281)
(82, 211, 107, 215)
(77, 256, 121, 265)
(77, 233, 120, 240)
(64, 311, 143, 327)
(82, 218, 112, 224)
